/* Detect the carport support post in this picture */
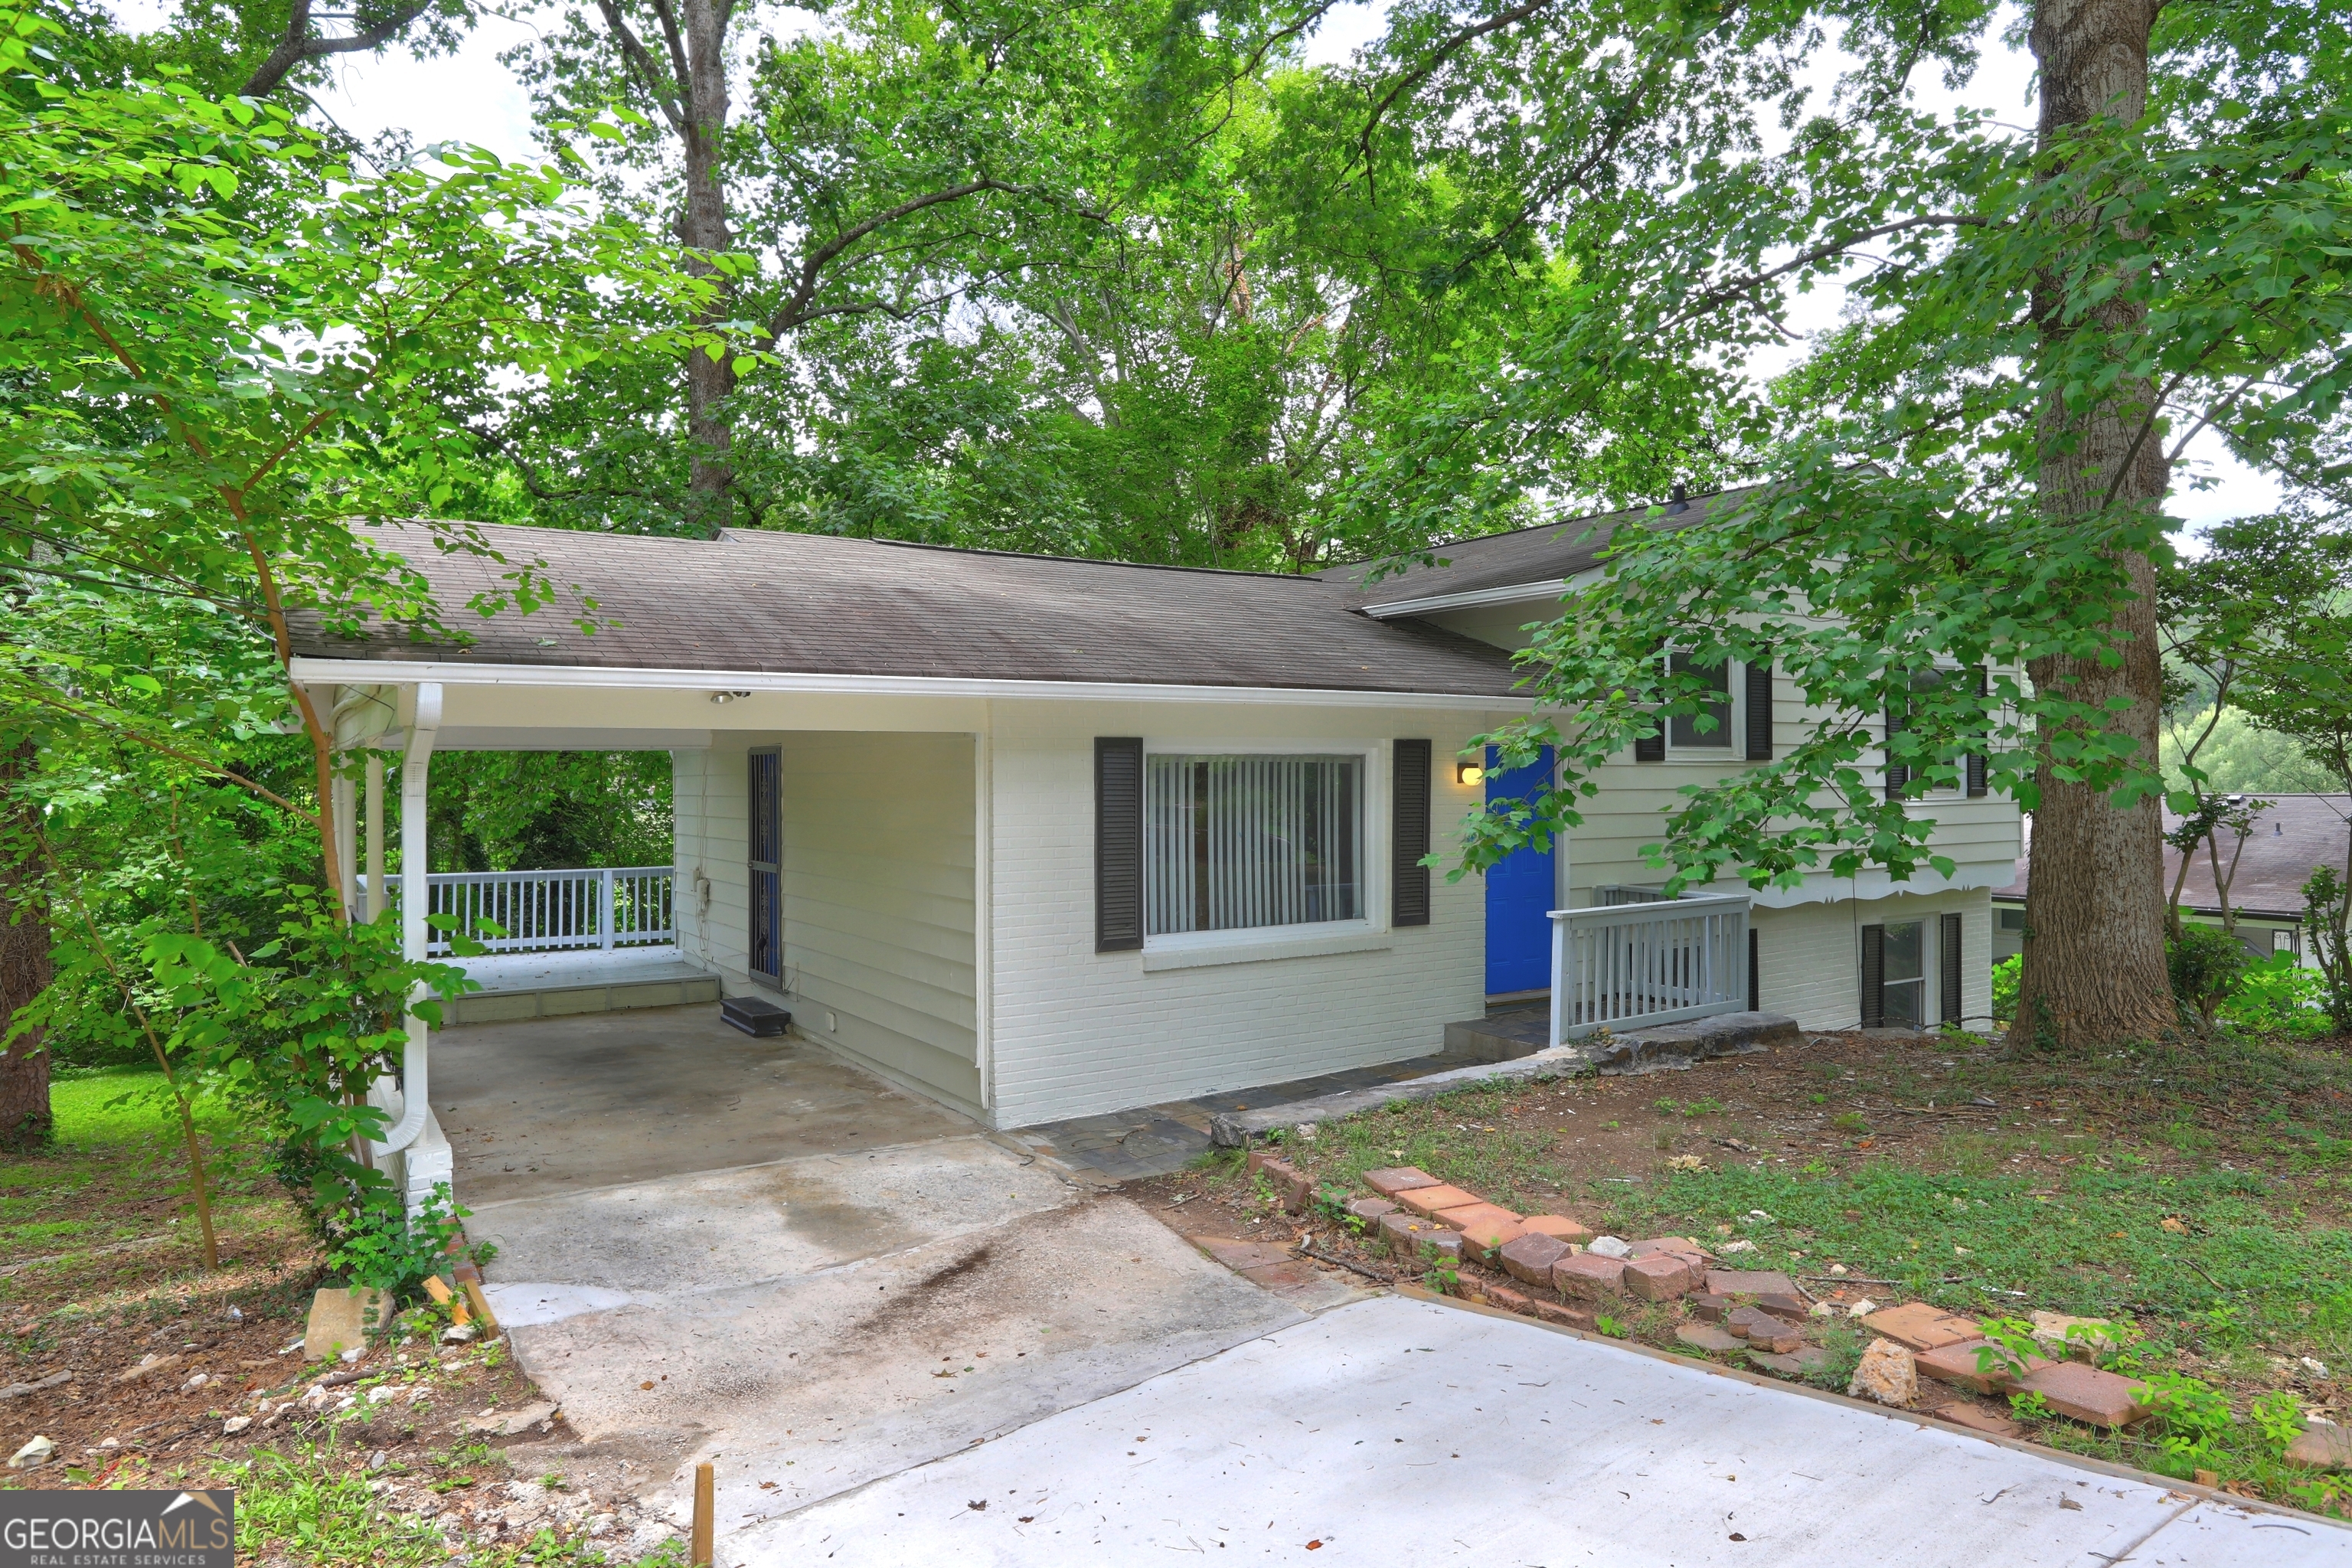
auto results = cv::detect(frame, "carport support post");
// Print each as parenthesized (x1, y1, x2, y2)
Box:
(371, 683, 440, 1180)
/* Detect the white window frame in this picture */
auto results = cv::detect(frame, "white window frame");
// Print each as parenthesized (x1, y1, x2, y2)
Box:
(1663, 648, 1743, 761)
(1138, 738, 1388, 964)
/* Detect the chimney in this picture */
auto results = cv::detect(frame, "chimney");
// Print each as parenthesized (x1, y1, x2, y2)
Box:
(1667, 480, 1689, 514)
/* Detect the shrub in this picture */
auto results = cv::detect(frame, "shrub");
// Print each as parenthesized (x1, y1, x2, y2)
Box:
(1991, 954, 2020, 1024)
(2221, 951, 2332, 1039)
(2168, 924, 2248, 1032)
(322, 1182, 488, 1305)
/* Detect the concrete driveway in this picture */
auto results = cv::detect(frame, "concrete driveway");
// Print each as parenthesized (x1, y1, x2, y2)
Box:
(735, 1293, 2352, 1567)
(449, 1006, 1326, 1546)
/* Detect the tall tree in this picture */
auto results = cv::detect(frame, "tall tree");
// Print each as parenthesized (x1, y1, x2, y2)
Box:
(1333, 0, 2352, 1048)
(2011, 0, 2170, 1045)
(1, 5, 693, 1236)
(0, 739, 50, 1148)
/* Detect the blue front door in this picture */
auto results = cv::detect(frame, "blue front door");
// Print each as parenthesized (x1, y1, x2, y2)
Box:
(1484, 746, 1557, 995)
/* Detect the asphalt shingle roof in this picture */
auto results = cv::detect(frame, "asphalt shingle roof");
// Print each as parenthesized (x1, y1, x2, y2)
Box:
(1325, 485, 1766, 612)
(1994, 795, 2352, 920)
(294, 522, 1527, 699)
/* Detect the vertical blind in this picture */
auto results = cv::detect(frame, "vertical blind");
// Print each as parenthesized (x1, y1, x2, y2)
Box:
(1146, 754, 1362, 936)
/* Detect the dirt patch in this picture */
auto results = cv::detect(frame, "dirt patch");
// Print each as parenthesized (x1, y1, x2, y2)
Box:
(0, 1106, 684, 1563)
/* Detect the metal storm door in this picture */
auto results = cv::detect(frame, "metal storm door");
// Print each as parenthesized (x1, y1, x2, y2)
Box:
(749, 748, 782, 982)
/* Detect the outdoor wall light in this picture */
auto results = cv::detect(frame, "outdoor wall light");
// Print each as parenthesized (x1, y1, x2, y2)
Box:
(1457, 762, 1487, 786)
(709, 691, 753, 704)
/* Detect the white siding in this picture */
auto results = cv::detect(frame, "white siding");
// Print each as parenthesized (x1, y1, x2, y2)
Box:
(1417, 603, 2022, 909)
(676, 733, 982, 1115)
(985, 701, 1494, 1130)
(1754, 888, 1994, 1033)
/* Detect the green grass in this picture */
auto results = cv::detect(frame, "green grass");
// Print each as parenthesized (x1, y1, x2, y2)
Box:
(47, 1066, 243, 1148)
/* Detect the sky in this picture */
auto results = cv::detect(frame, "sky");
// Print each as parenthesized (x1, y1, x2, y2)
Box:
(105, 0, 2281, 533)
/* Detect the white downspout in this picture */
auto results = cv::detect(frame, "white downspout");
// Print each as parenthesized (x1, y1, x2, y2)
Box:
(364, 753, 386, 922)
(376, 682, 441, 1155)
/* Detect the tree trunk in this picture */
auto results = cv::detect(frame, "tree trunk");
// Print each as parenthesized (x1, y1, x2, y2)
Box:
(2011, 0, 2177, 1049)
(0, 739, 54, 1149)
(679, 0, 737, 534)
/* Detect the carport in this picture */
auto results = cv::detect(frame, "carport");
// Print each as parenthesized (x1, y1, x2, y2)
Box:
(432, 1003, 979, 1207)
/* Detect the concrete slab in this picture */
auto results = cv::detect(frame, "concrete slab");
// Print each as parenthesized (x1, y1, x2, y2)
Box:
(508, 1191, 1305, 1542)
(730, 1295, 2352, 1566)
(2135, 1500, 2350, 1565)
(469, 1138, 1077, 1296)
(434, 1005, 975, 1204)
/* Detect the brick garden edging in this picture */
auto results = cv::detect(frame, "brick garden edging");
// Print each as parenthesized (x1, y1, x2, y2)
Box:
(1246, 1150, 2162, 1436)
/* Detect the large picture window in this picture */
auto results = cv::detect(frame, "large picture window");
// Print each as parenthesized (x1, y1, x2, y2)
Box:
(1146, 754, 1363, 936)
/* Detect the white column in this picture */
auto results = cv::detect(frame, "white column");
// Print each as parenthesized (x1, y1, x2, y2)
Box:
(364, 753, 386, 922)
(376, 683, 439, 1160)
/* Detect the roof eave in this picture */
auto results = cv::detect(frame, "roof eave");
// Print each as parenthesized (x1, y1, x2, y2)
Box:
(1359, 579, 1571, 619)
(287, 655, 1534, 712)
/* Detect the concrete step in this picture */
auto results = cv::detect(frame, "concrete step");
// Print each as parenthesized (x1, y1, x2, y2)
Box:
(445, 966, 723, 1024)
(1442, 1008, 1551, 1063)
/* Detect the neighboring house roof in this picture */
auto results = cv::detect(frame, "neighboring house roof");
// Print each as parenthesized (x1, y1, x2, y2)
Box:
(1992, 795, 2352, 920)
(290, 521, 1527, 700)
(1324, 485, 1766, 616)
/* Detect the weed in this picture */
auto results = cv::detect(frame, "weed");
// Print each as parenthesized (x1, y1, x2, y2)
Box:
(2008, 1390, 2056, 1422)
(1831, 1112, 1869, 1136)
(1594, 1315, 1628, 1338)
(2252, 1390, 2307, 1456)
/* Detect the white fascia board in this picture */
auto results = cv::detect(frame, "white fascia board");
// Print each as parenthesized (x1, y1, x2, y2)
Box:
(1746, 858, 2018, 907)
(286, 657, 1534, 714)
(1359, 580, 1569, 619)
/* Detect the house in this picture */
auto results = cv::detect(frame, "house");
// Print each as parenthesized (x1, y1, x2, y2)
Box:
(1992, 794, 2352, 964)
(289, 487, 2018, 1207)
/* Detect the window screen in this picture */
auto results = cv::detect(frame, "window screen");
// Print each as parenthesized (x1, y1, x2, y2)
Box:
(1146, 755, 1362, 936)
(1668, 652, 1733, 748)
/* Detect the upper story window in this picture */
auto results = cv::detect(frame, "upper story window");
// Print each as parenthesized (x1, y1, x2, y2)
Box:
(1668, 652, 1733, 750)
(1889, 668, 1969, 798)
(1146, 753, 1364, 936)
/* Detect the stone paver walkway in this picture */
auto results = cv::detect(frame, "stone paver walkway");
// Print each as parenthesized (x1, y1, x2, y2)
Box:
(1009, 1052, 1456, 1181)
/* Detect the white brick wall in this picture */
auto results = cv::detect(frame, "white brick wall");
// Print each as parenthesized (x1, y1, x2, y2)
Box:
(985, 701, 1498, 1129)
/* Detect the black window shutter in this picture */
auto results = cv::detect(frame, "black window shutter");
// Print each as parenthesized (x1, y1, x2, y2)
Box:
(1746, 925, 1760, 1012)
(1095, 738, 1144, 952)
(1883, 701, 1909, 799)
(1941, 911, 1963, 1023)
(1860, 924, 1886, 1027)
(1634, 639, 1667, 760)
(1966, 669, 1990, 797)
(1745, 655, 1773, 761)
(1392, 740, 1432, 927)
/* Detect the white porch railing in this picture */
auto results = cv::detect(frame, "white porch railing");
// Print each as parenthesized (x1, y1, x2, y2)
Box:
(1549, 892, 1751, 1044)
(370, 867, 676, 956)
